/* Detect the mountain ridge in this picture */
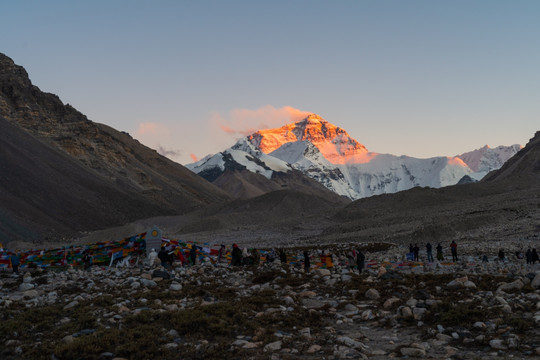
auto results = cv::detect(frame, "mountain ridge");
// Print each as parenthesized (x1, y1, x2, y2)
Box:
(188, 113, 521, 199)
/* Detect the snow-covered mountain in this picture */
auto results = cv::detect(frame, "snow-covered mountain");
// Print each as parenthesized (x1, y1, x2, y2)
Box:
(455, 145, 522, 178)
(187, 114, 522, 200)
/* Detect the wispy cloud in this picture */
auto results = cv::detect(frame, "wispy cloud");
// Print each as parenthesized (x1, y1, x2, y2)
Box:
(134, 122, 183, 162)
(157, 145, 180, 158)
(212, 105, 311, 137)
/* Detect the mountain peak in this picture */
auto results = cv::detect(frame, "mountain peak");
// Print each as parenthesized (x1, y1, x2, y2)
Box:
(246, 114, 368, 163)
(302, 113, 325, 123)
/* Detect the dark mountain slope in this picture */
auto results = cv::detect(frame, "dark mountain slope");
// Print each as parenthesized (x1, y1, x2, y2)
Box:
(0, 116, 171, 242)
(0, 53, 230, 245)
(211, 165, 351, 204)
(482, 131, 540, 183)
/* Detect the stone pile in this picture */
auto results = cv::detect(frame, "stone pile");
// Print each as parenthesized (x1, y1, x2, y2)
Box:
(1, 249, 539, 359)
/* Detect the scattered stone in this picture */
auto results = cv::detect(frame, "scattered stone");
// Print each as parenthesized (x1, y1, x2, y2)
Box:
(401, 306, 413, 318)
(497, 280, 524, 292)
(169, 282, 182, 291)
(383, 297, 400, 309)
(489, 339, 507, 350)
(400, 347, 426, 357)
(264, 340, 282, 352)
(306, 344, 321, 353)
(365, 288, 380, 300)
(314, 269, 331, 277)
(531, 273, 540, 288)
(63, 300, 79, 310)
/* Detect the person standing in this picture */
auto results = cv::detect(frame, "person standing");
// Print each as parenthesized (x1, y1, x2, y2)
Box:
(498, 249, 505, 261)
(190, 245, 197, 266)
(413, 244, 420, 261)
(158, 247, 169, 268)
(279, 249, 287, 264)
(426, 243, 434, 263)
(348, 249, 356, 271)
(326, 251, 334, 269)
(82, 250, 92, 270)
(217, 244, 226, 264)
(436, 243, 444, 261)
(10, 252, 20, 274)
(450, 241, 458, 262)
(526, 248, 532, 264)
(231, 244, 242, 266)
(532, 248, 539, 264)
(356, 249, 365, 273)
(303, 250, 310, 272)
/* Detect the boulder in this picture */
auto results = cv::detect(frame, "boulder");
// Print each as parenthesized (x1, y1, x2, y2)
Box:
(531, 273, 540, 289)
(314, 269, 331, 277)
(264, 340, 282, 352)
(497, 280, 524, 292)
(365, 288, 380, 300)
(400, 347, 426, 357)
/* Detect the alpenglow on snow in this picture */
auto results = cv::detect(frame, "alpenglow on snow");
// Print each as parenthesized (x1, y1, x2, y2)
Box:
(186, 114, 521, 200)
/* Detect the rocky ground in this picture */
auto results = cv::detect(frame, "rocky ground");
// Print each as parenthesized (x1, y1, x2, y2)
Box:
(1, 243, 540, 360)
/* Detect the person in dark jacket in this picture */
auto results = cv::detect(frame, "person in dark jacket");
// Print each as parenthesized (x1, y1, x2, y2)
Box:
(436, 243, 444, 261)
(231, 244, 242, 266)
(450, 241, 458, 262)
(413, 244, 420, 261)
(303, 250, 310, 272)
(532, 248, 539, 264)
(279, 249, 287, 264)
(82, 250, 92, 270)
(190, 245, 197, 266)
(426, 243, 434, 262)
(526, 248, 532, 264)
(356, 249, 365, 273)
(158, 247, 169, 268)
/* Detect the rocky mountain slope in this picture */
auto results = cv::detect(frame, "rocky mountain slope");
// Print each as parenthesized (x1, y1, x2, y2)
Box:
(0, 53, 231, 246)
(187, 114, 520, 200)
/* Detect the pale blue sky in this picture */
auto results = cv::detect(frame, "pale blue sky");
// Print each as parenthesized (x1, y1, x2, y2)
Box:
(2, 1, 539, 164)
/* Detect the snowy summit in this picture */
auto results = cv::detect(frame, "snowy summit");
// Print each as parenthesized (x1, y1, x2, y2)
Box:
(187, 114, 521, 200)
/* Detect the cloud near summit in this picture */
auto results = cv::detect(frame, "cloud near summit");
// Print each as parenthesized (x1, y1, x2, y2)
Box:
(212, 105, 311, 137)
(132, 106, 312, 165)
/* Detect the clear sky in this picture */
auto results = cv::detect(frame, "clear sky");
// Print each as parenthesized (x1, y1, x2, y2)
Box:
(2, 1, 539, 164)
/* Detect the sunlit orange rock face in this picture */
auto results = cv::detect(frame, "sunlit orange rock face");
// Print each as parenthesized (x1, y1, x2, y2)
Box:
(247, 114, 370, 164)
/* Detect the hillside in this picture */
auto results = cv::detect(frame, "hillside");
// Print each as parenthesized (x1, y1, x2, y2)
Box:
(0, 53, 230, 246)
(320, 131, 540, 246)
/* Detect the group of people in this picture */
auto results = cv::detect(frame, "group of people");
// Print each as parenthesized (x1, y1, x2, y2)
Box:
(146, 242, 370, 274)
(525, 248, 539, 264)
(406, 241, 540, 265)
(230, 244, 263, 266)
(409, 241, 459, 263)
(232, 246, 368, 273)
